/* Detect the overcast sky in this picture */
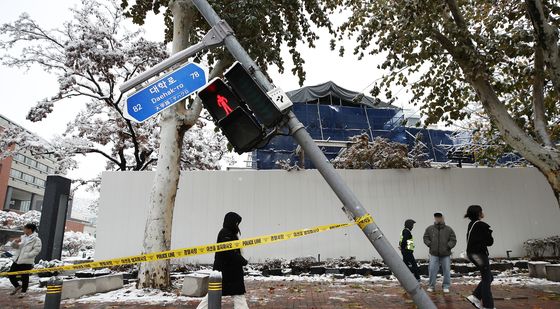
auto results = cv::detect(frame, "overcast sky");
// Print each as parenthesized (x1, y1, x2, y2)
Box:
(0, 0, 414, 199)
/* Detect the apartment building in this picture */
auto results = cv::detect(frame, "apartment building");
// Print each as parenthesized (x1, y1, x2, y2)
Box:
(0, 114, 57, 212)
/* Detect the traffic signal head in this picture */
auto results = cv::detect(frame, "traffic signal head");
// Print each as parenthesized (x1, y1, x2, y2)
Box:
(198, 78, 265, 154)
(224, 62, 285, 127)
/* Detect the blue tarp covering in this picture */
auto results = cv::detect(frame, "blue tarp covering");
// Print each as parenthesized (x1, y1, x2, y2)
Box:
(252, 82, 458, 169)
(253, 102, 457, 169)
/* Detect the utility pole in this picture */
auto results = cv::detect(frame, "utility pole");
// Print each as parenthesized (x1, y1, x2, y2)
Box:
(189, 1, 436, 308)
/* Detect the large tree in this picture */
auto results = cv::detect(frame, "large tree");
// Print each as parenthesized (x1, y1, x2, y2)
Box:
(0, 0, 227, 174)
(333, 0, 560, 205)
(122, 0, 339, 289)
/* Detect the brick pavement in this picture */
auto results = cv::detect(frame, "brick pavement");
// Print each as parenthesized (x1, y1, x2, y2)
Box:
(1, 277, 559, 308)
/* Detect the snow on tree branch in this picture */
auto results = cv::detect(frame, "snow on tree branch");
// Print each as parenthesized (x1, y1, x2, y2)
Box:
(1, 0, 228, 174)
(63, 231, 96, 257)
(0, 210, 41, 230)
(333, 134, 413, 169)
(409, 133, 432, 168)
(332, 0, 560, 206)
(0, 124, 78, 174)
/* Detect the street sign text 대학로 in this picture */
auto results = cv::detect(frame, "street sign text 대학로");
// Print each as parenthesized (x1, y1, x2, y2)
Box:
(124, 62, 208, 123)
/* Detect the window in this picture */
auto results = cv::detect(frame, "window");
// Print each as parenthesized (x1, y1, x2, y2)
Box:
(24, 156, 37, 167)
(20, 200, 31, 212)
(35, 178, 46, 187)
(14, 154, 25, 163)
(10, 169, 22, 179)
(47, 166, 54, 174)
(37, 162, 48, 172)
(22, 173, 34, 183)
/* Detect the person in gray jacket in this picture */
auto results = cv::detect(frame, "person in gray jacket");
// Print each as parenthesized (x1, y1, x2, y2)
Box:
(8, 223, 42, 298)
(423, 211, 456, 293)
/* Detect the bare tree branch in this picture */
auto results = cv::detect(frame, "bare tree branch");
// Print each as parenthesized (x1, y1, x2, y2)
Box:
(80, 148, 122, 167)
(446, 0, 467, 29)
(526, 0, 560, 94)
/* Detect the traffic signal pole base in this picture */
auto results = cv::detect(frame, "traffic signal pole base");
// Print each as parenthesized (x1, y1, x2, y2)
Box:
(285, 112, 434, 307)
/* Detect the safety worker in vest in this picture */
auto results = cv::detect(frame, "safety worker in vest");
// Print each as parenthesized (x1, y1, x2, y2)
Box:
(400, 219, 420, 281)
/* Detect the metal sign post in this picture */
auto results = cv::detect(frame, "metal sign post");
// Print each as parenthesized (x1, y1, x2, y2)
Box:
(119, 21, 232, 93)
(188, 1, 436, 308)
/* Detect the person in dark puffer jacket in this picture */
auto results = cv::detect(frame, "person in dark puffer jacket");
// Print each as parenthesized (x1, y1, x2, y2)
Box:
(423, 211, 456, 293)
(464, 205, 495, 309)
(197, 212, 249, 309)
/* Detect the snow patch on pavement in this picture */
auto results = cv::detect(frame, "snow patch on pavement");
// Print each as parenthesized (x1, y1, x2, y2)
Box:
(329, 296, 348, 301)
(246, 274, 400, 285)
(72, 283, 200, 304)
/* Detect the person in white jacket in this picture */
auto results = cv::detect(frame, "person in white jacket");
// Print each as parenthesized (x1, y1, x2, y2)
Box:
(8, 223, 42, 297)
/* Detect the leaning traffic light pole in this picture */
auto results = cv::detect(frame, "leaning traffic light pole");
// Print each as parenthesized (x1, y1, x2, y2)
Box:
(190, 1, 436, 308)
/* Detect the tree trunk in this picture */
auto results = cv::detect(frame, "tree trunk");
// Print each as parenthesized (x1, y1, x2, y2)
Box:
(470, 77, 560, 206)
(137, 0, 193, 289)
(431, 15, 560, 206)
(137, 1, 232, 289)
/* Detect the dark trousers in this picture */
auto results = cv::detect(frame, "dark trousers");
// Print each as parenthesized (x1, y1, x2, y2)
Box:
(8, 262, 34, 292)
(468, 253, 494, 308)
(402, 250, 420, 280)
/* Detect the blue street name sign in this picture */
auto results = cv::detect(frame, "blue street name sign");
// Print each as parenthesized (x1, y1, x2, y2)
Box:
(124, 62, 208, 123)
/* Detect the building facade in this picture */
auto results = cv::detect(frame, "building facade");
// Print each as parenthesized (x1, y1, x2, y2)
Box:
(0, 114, 56, 213)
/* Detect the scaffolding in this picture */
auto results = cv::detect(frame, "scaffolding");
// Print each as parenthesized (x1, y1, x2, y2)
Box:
(252, 83, 458, 169)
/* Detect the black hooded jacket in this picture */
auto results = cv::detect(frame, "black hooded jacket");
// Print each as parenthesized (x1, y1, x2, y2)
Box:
(213, 212, 248, 296)
(466, 220, 494, 256)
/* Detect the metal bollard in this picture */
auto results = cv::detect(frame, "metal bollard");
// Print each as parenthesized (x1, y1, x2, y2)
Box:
(44, 276, 63, 309)
(208, 271, 222, 309)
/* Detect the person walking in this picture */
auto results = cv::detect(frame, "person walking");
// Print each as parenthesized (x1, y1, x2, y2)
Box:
(8, 223, 42, 298)
(400, 219, 420, 281)
(423, 211, 456, 293)
(464, 205, 495, 309)
(197, 212, 249, 309)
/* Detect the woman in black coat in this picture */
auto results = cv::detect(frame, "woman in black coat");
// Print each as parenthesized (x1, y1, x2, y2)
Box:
(464, 205, 495, 309)
(197, 212, 249, 309)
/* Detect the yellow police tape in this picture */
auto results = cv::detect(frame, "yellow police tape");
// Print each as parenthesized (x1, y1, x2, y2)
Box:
(0, 213, 374, 277)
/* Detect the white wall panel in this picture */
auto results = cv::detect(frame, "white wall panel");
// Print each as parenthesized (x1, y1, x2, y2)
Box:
(95, 168, 560, 264)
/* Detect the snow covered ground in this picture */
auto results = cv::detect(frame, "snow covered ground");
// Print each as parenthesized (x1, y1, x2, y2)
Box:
(1, 269, 560, 306)
(247, 274, 400, 285)
(58, 273, 560, 304)
(461, 269, 560, 287)
(73, 282, 200, 304)
(2, 255, 560, 306)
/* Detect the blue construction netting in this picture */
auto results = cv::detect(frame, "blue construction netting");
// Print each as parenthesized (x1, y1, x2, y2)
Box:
(404, 127, 454, 163)
(252, 100, 459, 169)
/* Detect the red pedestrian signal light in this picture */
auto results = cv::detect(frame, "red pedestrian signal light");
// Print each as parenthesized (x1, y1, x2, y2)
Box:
(216, 94, 233, 115)
(198, 78, 241, 122)
(198, 78, 265, 154)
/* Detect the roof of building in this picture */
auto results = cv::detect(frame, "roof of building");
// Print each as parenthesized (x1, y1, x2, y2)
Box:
(0, 113, 50, 146)
(286, 81, 397, 109)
